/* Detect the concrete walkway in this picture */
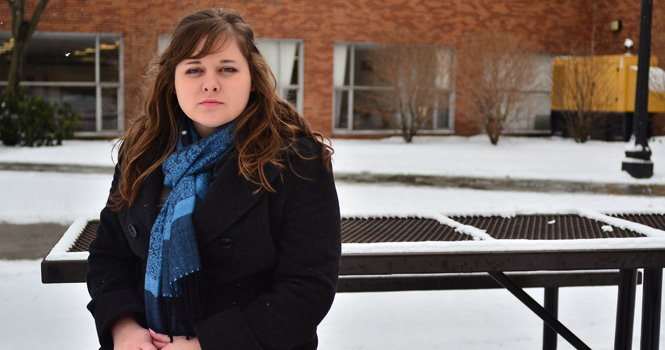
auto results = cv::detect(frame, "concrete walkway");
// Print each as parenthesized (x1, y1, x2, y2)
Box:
(0, 162, 114, 174)
(2, 161, 664, 196)
(0, 223, 69, 259)
(336, 172, 665, 196)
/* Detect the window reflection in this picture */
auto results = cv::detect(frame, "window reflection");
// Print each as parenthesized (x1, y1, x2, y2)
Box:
(334, 42, 455, 132)
(29, 86, 96, 131)
(102, 88, 118, 130)
(0, 32, 123, 133)
(353, 89, 395, 130)
(100, 37, 120, 83)
(24, 34, 95, 82)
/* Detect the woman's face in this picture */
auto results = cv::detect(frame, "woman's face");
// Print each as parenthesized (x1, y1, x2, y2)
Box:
(174, 37, 252, 138)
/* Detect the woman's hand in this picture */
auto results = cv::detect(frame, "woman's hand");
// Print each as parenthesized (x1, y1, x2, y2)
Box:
(150, 332, 201, 350)
(111, 315, 158, 350)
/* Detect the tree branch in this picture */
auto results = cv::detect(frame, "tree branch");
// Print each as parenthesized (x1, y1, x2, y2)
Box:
(26, 0, 49, 38)
(8, 0, 21, 38)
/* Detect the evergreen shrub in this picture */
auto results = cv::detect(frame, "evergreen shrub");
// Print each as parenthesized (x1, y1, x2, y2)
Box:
(0, 89, 80, 146)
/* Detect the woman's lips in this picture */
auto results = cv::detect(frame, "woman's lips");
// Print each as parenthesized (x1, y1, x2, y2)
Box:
(200, 99, 223, 107)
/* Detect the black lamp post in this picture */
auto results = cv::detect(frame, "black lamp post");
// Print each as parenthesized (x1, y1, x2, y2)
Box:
(622, 0, 654, 178)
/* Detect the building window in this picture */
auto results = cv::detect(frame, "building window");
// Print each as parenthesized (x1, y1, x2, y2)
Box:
(506, 53, 555, 133)
(333, 42, 455, 133)
(255, 39, 303, 115)
(0, 32, 124, 135)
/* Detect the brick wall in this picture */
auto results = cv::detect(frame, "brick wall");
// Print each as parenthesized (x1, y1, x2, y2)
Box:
(1, 0, 654, 137)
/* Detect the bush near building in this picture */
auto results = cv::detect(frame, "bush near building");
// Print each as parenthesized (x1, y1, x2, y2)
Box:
(0, 89, 80, 146)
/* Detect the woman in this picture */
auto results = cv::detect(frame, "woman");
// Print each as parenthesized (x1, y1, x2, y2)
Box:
(86, 8, 341, 350)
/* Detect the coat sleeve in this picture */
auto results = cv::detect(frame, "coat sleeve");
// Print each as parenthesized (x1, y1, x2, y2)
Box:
(192, 140, 342, 350)
(86, 162, 146, 350)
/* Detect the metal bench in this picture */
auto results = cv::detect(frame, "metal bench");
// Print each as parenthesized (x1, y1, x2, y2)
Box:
(42, 212, 665, 350)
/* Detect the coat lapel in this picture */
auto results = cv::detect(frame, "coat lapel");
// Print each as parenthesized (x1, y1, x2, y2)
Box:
(194, 157, 282, 246)
(130, 166, 164, 236)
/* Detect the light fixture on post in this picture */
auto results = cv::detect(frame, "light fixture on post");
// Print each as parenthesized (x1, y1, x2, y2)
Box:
(624, 38, 634, 54)
(611, 19, 622, 32)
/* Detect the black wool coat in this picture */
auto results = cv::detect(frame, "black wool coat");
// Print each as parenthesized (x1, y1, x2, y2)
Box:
(86, 138, 342, 350)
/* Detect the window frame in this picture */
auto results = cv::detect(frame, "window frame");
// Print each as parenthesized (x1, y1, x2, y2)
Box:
(333, 42, 456, 135)
(0, 31, 124, 136)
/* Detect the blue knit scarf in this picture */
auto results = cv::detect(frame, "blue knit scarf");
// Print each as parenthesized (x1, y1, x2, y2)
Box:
(145, 117, 235, 336)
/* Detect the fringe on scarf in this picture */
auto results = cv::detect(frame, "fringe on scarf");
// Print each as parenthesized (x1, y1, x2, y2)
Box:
(159, 271, 208, 341)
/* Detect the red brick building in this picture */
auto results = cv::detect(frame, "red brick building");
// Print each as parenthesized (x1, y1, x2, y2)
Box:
(0, 0, 663, 137)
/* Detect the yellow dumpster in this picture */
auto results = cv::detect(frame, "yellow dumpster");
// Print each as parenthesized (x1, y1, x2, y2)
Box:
(552, 54, 665, 113)
(551, 54, 664, 140)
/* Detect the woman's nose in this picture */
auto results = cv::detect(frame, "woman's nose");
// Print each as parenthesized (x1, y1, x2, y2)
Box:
(203, 77, 220, 92)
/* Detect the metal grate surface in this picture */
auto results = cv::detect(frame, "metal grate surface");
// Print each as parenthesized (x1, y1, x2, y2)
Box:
(67, 214, 652, 252)
(68, 220, 100, 253)
(451, 215, 645, 240)
(69, 217, 472, 252)
(341, 217, 472, 243)
(612, 214, 665, 231)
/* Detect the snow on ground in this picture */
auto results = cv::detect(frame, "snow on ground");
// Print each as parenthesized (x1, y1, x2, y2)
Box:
(320, 284, 653, 350)
(332, 135, 665, 184)
(1, 135, 664, 183)
(337, 182, 665, 217)
(0, 260, 96, 350)
(1, 135, 665, 349)
(1, 258, 661, 350)
(1, 172, 664, 225)
(0, 139, 118, 166)
(0, 171, 111, 224)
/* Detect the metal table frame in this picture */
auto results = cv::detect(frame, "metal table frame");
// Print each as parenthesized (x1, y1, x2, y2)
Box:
(43, 215, 665, 350)
(339, 249, 665, 350)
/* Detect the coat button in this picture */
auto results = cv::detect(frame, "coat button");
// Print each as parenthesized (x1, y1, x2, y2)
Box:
(128, 224, 138, 238)
(220, 238, 233, 248)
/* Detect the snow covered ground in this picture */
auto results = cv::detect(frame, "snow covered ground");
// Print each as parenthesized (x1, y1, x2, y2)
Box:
(332, 135, 665, 184)
(1, 135, 665, 349)
(1, 135, 664, 184)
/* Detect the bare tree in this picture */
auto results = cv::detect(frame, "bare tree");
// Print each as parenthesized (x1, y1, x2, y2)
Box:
(5, 0, 50, 95)
(359, 43, 452, 143)
(551, 53, 616, 143)
(457, 32, 542, 145)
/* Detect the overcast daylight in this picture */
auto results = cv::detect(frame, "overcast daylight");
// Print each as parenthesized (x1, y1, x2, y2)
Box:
(2, 1, 665, 350)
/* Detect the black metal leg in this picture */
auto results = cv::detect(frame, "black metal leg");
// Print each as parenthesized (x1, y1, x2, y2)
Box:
(488, 272, 590, 350)
(640, 268, 663, 350)
(615, 269, 639, 350)
(544, 287, 559, 350)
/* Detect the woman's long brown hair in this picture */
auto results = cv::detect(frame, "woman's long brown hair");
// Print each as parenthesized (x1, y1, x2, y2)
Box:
(110, 8, 332, 211)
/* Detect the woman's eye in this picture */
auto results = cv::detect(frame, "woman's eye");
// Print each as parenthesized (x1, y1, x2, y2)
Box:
(186, 68, 202, 74)
(221, 67, 236, 73)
